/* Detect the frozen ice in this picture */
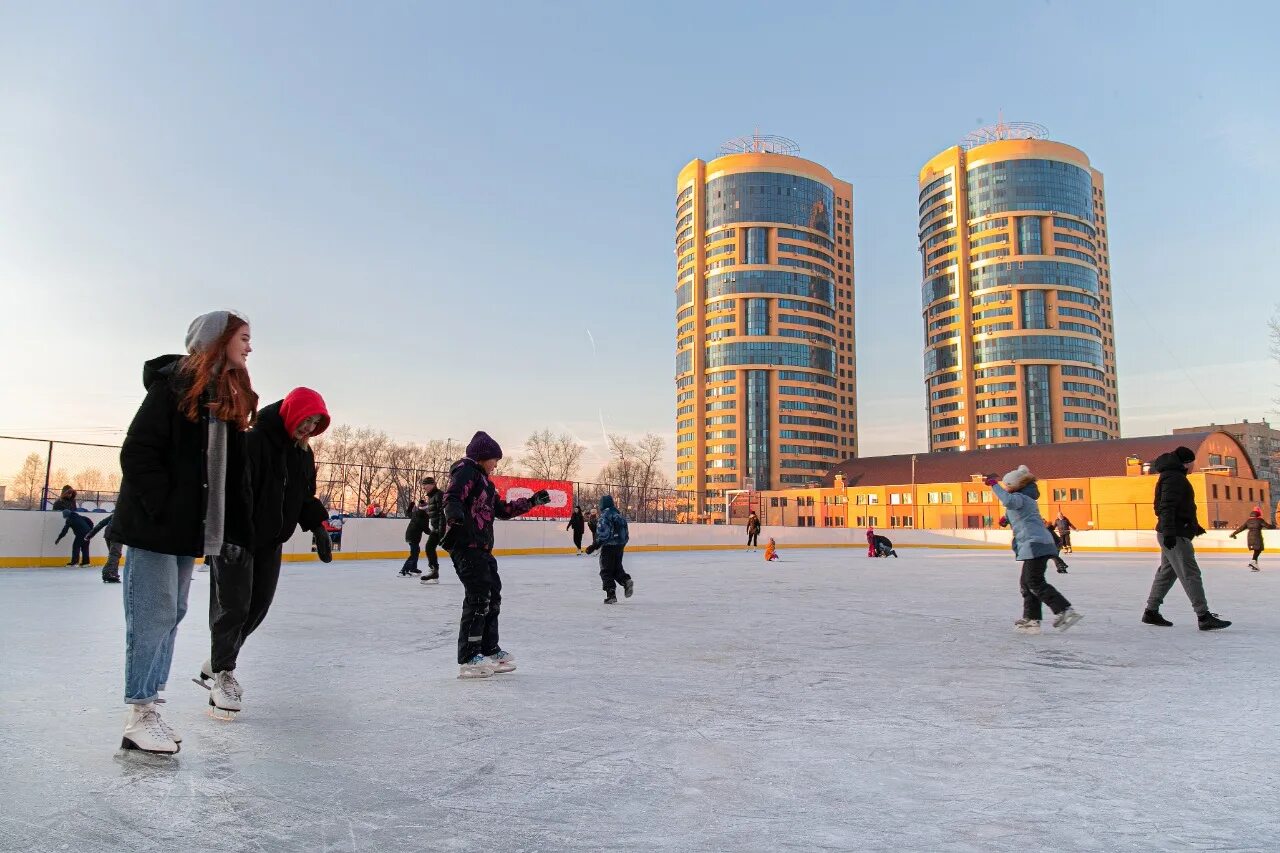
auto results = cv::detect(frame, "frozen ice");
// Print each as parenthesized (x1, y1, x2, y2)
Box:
(1, 548, 1278, 852)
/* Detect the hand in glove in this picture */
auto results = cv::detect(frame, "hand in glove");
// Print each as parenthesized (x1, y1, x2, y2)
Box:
(1193, 524, 1206, 537)
(1161, 534, 1177, 549)
(584, 543, 598, 555)
(529, 489, 551, 507)
(997, 515, 1009, 528)
(1229, 532, 1237, 539)
(313, 530, 333, 563)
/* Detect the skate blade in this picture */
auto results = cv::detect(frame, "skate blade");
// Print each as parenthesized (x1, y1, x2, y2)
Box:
(458, 669, 495, 680)
(192, 676, 211, 690)
(419, 578, 440, 584)
(207, 705, 239, 721)
(120, 737, 179, 755)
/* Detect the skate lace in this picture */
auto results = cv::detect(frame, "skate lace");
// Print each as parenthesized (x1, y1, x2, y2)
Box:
(218, 671, 243, 700)
(139, 705, 168, 738)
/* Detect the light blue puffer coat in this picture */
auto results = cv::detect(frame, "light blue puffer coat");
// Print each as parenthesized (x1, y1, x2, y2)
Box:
(991, 481, 1059, 560)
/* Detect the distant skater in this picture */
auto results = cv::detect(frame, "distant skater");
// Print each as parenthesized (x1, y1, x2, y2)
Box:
(585, 494, 632, 604)
(1044, 522, 1070, 573)
(401, 499, 429, 576)
(1054, 512, 1076, 553)
(746, 511, 761, 551)
(1230, 508, 1275, 572)
(763, 538, 779, 562)
(55, 509, 93, 567)
(987, 466, 1081, 635)
(567, 504, 586, 555)
(866, 528, 897, 558)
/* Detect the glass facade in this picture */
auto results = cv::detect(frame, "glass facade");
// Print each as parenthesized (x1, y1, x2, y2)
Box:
(745, 371, 770, 491)
(746, 228, 768, 264)
(1020, 290, 1047, 329)
(966, 159, 1094, 221)
(705, 342, 835, 371)
(925, 344, 959, 374)
(1024, 364, 1052, 445)
(922, 274, 955, 305)
(707, 270, 833, 303)
(971, 261, 1098, 294)
(972, 335, 1104, 366)
(1017, 216, 1042, 254)
(746, 298, 768, 335)
(706, 173, 835, 234)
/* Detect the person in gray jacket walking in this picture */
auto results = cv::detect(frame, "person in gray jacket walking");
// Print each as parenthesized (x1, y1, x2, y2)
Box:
(987, 465, 1082, 635)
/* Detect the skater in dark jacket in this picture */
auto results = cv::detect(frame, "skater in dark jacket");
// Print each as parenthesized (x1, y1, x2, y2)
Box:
(1142, 447, 1230, 630)
(55, 509, 94, 566)
(586, 509, 599, 548)
(1044, 522, 1070, 573)
(869, 532, 898, 558)
(418, 477, 444, 582)
(585, 494, 632, 604)
(87, 514, 122, 582)
(1231, 509, 1276, 571)
(401, 500, 430, 576)
(988, 465, 1081, 634)
(746, 511, 761, 551)
(567, 505, 586, 554)
(1054, 512, 1076, 553)
(442, 432, 550, 679)
(111, 310, 257, 754)
(52, 485, 78, 511)
(201, 387, 331, 716)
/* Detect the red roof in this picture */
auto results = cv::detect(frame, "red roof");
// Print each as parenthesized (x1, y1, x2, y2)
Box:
(823, 432, 1251, 488)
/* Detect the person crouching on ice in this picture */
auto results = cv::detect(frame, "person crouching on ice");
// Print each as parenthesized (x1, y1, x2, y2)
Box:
(763, 538, 779, 562)
(441, 432, 550, 679)
(987, 465, 1082, 635)
(585, 494, 632, 604)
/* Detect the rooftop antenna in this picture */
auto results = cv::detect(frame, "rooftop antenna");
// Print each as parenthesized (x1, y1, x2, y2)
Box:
(960, 113, 1048, 150)
(719, 132, 800, 157)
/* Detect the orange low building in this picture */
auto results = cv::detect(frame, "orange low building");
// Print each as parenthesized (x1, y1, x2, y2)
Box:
(743, 432, 1268, 531)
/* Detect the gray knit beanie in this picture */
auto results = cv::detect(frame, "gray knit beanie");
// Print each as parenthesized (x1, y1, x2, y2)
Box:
(185, 311, 247, 355)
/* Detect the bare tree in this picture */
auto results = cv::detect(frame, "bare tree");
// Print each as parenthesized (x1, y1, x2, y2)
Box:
(351, 427, 395, 512)
(76, 468, 106, 491)
(520, 429, 585, 480)
(591, 433, 670, 521)
(9, 453, 44, 509)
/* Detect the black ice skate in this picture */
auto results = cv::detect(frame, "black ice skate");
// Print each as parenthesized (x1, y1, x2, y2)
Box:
(603, 594, 618, 605)
(624, 578, 635, 598)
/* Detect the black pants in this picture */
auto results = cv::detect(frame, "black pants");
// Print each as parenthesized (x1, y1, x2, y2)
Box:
(103, 539, 123, 577)
(402, 539, 421, 573)
(209, 544, 282, 673)
(598, 545, 630, 594)
(453, 549, 502, 664)
(1020, 555, 1071, 621)
(1252, 548, 1263, 562)
(1060, 531, 1072, 551)
(572, 529, 583, 550)
(747, 531, 759, 547)
(424, 529, 441, 572)
(70, 534, 91, 565)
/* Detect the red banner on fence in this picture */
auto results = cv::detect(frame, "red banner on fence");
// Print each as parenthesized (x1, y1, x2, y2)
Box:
(492, 475, 573, 520)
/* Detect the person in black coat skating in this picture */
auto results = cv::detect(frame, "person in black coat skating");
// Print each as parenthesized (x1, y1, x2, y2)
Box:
(1231, 509, 1276, 570)
(418, 477, 444, 582)
(203, 386, 332, 706)
(55, 509, 94, 566)
(567, 505, 586, 554)
(401, 500, 430, 576)
(585, 494, 632, 604)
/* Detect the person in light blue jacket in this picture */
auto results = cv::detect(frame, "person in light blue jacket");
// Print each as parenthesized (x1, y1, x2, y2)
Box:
(987, 465, 1082, 634)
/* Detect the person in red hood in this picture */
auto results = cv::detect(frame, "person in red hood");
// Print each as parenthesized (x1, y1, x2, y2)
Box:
(200, 387, 332, 717)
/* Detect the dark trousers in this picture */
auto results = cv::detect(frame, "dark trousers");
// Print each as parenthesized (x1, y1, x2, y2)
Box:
(70, 534, 91, 565)
(1251, 548, 1262, 562)
(747, 531, 759, 547)
(1051, 553, 1068, 570)
(572, 529, 583, 550)
(1020, 555, 1071, 620)
(209, 544, 282, 672)
(598, 545, 630, 594)
(402, 539, 421, 573)
(424, 529, 441, 572)
(103, 540, 123, 577)
(1060, 531, 1072, 551)
(453, 549, 502, 664)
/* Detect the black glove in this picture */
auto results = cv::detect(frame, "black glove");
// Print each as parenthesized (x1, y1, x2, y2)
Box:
(313, 530, 333, 563)
(220, 543, 249, 567)
(530, 489, 551, 507)
(585, 543, 597, 555)
(440, 523, 461, 550)
(1193, 524, 1206, 538)
(1161, 534, 1177, 549)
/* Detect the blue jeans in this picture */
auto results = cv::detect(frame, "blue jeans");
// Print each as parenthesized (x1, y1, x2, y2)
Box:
(122, 548, 195, 704)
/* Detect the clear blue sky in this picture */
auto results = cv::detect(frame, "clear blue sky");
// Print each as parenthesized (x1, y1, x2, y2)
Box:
(1, 1, 1276, 478)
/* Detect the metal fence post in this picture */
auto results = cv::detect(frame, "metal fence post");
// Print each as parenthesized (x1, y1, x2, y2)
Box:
(42, 441, 53, 510)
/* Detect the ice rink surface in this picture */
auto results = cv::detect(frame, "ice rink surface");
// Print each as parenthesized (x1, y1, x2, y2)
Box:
(2, 546, 1277, 852)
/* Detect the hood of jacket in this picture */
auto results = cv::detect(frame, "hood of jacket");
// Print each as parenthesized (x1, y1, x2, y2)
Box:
(279, 387, 331, 438)
(1021, 482, 1040, 500)
(599, 494, 616, 512)
(142, 354, 184, 390)
(253, 401, 289, 447)
(1150, 452, 1187, 475)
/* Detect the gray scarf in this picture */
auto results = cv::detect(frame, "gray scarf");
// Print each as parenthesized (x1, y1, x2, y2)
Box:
(203, 416, 228, 556)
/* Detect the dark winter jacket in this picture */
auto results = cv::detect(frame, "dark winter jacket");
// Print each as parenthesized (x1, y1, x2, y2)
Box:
(1232, 516, 1276, 551)
(442, 457, 535, 552)
(424, 488, 444, 533)
(567, 508, 585, 534)
(1054, 516, 1076, 535)
(1151, 452, 1203, 540)
(405, 506, 430, 543)
(111, 354, 254, 557)
(52, 496, 78, 511)
(746, 515, 761, 536)
(587, 513, 598, 534)
(87, 514, 116, 542)
(246, 400, 328, 549)
(593, 495, 629, 548)
(56, 510, 93, 542)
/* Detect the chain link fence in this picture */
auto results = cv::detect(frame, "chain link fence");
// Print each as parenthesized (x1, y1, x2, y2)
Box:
(0, 436, 124, 511)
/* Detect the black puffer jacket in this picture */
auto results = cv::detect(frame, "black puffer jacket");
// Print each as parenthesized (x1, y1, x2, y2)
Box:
(405, 506, 429, 542)
(246, 401, 327, 548)
(424, 488, 444, 533)
(1151, 452, 1203, 540)
(112, 355, 253, 557)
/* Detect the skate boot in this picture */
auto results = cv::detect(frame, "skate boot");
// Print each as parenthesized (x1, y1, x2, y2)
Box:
(1249, 561, 1259, 572)
(1142, 609, 1173, 626)
(1198, 612, 1231, 631)
(603, 594, 618, 605)
(1013, 618, 1041, 635)
(103, 572, 121, 583)
(485, 649, 516, 673)
(459, 654, 496, 679)
(192, 658, 214, 688)
(420, 569, 440, 584)
(121, 703, 178, 754)
(1053, 608, 1083, 632)
(624, 578, 635, 598)
(208, 670, 242, 719)
(407, 566, 422, 575)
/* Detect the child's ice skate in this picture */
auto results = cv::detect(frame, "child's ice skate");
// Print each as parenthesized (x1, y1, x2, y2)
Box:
(459, 654, 496, 679)
(1013, 618, 1041, 635)
(1053, 608, 1083, 632)
(485, 649, 516, 673)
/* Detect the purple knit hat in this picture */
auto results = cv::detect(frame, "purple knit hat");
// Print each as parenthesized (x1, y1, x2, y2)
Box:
(466, 431, 503, 461)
